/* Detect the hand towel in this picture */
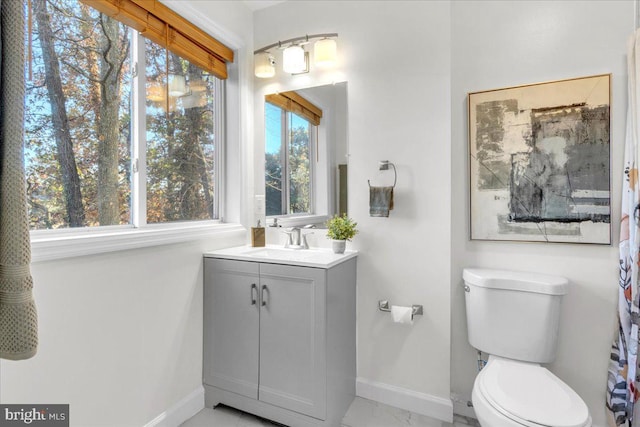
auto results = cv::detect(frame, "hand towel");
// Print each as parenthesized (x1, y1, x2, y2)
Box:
(369, 186, 394, 217)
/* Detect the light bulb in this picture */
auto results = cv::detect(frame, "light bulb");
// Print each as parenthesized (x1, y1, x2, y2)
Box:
(254, 52, 276, 78)
(146, 82, 165, 102)
(314, 38, 337, 68)
(168, 74, 186, 97)
(283, 45, 306, 74)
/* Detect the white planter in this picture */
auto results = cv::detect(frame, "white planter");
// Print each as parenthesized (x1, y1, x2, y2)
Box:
(332, 240, 346, 254)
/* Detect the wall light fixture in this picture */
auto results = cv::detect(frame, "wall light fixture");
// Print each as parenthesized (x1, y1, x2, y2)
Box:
(254, 33, 338, 78)
(254, 52, 276, 78)
(282, 44, 307, 74)
(313, 38, 337, 68)
(168, 74, 187, 97)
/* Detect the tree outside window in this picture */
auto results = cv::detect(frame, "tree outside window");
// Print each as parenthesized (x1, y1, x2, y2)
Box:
(25, 0, 219, 230)
(265, 103, 312, 217)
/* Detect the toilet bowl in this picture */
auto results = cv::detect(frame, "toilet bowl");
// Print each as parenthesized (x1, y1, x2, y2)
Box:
(472, 356, 592, 427)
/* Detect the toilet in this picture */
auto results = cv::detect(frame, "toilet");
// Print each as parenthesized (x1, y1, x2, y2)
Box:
(463, 268, 592, 427)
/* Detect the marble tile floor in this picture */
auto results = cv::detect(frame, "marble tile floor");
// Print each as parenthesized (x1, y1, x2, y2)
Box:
(181, 397, 480, 427)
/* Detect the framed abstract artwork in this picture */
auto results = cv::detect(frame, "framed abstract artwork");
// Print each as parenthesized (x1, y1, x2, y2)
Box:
(468, 74, 611, 244)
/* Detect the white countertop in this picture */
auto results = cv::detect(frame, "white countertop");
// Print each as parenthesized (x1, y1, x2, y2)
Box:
(204, 245, 358, 269)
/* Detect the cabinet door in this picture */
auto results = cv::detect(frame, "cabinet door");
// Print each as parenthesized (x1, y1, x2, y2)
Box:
(258, 263, 327, 420)
(204, 258, 260, 399)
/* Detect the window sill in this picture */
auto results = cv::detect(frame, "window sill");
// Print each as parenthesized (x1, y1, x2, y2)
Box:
(30, 222, 246, 263)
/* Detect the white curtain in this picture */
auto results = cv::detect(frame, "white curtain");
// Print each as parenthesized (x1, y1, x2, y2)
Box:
(0, 0, 38, 360)
(606, 28, 640, 426)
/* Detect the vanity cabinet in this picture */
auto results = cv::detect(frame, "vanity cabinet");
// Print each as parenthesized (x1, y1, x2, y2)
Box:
(203, 254, 357, 427)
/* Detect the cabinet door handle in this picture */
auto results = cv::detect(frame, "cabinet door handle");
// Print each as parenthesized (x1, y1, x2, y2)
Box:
(261, 284, 268, 307)
(250, 283, 257, 305)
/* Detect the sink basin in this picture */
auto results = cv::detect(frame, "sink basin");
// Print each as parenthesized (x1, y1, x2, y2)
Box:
(204, 245, 357, 269)
(243, 248, 318, 260)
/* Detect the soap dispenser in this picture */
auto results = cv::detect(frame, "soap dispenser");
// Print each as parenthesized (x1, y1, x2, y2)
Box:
(251, 220, 265, 247)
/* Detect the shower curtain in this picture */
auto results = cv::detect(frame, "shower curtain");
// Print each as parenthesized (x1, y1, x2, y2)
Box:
(0, 0, 38, 360)
(607, 29, 640, 426)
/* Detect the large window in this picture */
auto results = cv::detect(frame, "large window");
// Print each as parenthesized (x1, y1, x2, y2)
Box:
(25, 0, 221, 230)
(265, 103, 314, 217)
(143, 38, 219, 224)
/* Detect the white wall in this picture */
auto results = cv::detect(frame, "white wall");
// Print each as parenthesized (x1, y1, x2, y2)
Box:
(254, 1, 453, 419)
(0, 1, 254, 426)
(450, 1, 632, 425)
(0, 237, 245, 426)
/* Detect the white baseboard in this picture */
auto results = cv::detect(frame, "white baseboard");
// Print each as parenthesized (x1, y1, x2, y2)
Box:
(144, 386, 205, 427)
(356, 377, 453, 423)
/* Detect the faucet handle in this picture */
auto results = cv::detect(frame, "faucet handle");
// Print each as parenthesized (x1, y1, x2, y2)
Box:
(281, 229, 294, 247)
(301, 231, 314, 249)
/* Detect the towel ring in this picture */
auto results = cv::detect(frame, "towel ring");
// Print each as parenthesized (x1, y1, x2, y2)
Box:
(368, 160, 397, 188)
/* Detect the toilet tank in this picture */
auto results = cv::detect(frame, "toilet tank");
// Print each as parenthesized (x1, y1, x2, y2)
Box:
(463, 268, 568, 363)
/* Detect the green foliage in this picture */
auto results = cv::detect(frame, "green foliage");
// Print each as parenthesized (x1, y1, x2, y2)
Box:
(288, 124, 310, 213)
(265, 151, 283, 216)
(326, 214, 358, 241)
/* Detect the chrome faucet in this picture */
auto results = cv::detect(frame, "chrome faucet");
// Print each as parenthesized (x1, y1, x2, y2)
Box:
(285, 227, 302, 248)
(283, 224, 316, 249)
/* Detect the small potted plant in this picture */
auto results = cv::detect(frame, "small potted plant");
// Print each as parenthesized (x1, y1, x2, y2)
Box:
(326, 214, 358, 254)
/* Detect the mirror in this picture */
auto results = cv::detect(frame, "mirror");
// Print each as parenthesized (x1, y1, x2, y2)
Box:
(264, 82, 348, 222)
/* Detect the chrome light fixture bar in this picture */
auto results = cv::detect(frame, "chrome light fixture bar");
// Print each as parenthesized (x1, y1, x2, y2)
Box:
(254, 33, 338, 78)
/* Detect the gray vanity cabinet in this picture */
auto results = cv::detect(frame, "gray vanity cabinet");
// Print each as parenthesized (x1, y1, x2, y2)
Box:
(203, 255, 356, 427)
(257, 263, 326, 419)
(203, 259, 260, 399)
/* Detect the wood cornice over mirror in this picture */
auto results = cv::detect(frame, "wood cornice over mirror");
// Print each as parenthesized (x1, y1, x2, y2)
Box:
(265, 92, 323, 126)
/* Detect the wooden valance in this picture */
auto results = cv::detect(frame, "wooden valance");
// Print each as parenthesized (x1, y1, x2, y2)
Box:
(80, 0, 234, 79)
(265, 91, 323, 126)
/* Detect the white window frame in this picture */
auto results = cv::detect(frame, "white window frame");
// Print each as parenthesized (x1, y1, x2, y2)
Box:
(29, 31, 242, 262)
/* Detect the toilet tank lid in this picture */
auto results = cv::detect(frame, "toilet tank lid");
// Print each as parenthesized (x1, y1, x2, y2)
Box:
(463, 268, 568, 295)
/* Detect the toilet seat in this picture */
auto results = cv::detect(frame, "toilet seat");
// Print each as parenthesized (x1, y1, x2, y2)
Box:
(477, 357, 590, 427)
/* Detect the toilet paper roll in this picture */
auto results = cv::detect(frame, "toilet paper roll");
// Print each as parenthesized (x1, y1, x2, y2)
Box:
(391, 305, 413, 325)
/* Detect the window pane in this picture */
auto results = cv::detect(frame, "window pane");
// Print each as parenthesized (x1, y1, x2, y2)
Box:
(25, 0, 131, 229)
(145, 40, 216, 223)
(289, 113, 311, 214)
(265, 103, 284, 216)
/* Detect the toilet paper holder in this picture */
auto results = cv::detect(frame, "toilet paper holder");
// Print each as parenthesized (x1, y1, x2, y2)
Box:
(378, 300, 423, 319)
